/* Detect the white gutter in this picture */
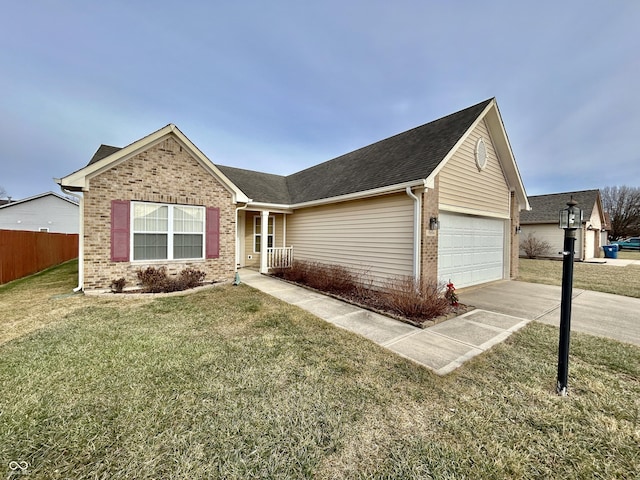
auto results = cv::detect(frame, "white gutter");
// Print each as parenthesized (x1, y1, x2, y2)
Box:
(59, 186, 84, 292)
(406, 186, 422, 281)
(291, 179, 427, 209)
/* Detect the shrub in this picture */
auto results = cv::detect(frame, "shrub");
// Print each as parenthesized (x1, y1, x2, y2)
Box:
(135, 266, 206, 293)
(276, 260, 358, 296)
(521, 233, 552, 259)
(176, 267, 207, 290)
(110, 277, 126, 293)
(380, 277, 451, 321)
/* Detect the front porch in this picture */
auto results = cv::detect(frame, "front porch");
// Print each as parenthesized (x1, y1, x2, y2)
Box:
(237, 209, 293, 273)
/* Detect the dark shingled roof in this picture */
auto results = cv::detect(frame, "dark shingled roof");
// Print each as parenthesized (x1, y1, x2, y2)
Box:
(285, 99, 492, 203)
(89, 145, 122, 165)
(520, 189, 600, 224)
(216, 165, 291, 205)
(215, 99, 492, 204)
(84, 99, 494, 205)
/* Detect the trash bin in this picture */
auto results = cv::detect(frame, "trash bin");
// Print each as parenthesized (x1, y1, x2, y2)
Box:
(602, 244, 618, 259)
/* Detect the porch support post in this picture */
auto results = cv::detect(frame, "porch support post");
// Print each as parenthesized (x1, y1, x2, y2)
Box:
(260, 210, 269, 274)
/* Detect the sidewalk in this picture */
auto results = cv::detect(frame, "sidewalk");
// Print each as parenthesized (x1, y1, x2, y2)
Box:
(238, 270, 530, 375)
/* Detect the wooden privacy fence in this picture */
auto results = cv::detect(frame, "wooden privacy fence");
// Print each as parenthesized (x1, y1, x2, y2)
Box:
(0, 230, 78, 284)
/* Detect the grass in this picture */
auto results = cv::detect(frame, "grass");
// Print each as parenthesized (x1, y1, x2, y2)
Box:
(1, 264, 639, 478)
(519, 254, 640, 298)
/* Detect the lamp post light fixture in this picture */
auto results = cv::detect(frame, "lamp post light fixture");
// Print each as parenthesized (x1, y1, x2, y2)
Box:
(556, 197, 582, 396)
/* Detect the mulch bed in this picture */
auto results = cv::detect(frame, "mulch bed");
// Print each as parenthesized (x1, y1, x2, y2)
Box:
(269, 275, 474, 329)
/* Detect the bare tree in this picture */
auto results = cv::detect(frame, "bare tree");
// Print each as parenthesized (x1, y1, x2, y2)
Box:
(520, 233, 552, 259)
(0, 185, 6, 199)
(601, 186, 640, 240)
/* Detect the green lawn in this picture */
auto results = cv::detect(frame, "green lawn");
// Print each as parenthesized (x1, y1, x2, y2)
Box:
(518, 256, 640, 298)
(1, 263, 639, 478)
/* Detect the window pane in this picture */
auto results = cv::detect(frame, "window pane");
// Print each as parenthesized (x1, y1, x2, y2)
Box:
(254, 234, 261, 253)
(174, 234, 203, 259)
(134, 204, 168, 232)
(133, 233, 168, 260)
(174, 206, 203, 233)
(254, 217, 261, 234)
(268, 235, 273, 248)
(268, 218, 274, 235)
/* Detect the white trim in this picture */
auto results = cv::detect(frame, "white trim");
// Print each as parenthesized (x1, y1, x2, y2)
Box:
(439, 204, 511, 219)
(57, 124, 250, 204)
(130, 201, 205, 261)
(405, 187, 422, 280)
(260, 211, 269, 273)
(246, 202, 292, 213)
(289, 179, 428, 209)
(253, 214, 275, 254)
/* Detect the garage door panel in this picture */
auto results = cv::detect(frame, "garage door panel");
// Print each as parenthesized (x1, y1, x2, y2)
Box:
(438, 213, 505, 288)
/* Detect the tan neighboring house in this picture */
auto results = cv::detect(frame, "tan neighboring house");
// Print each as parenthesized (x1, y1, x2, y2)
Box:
(56, 98, 529, 292)
(519, 189, 607, 261)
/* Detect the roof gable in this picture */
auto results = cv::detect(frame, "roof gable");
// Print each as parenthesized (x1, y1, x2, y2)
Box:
(285, 99, 493, 203)
(56, 124, 249, 203)
(0, 191, 78, 210)
(520, 189, 602, 224)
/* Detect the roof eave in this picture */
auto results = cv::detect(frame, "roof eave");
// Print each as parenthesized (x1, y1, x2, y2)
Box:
(290, 178, 428, 209)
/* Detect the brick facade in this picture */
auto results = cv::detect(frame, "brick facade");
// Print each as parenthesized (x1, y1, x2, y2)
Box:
(420, 177, 440, 287)
(83, 137, 235, 290)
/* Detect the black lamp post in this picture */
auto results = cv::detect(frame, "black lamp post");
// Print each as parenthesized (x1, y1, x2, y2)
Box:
(556, 197, 582, 396)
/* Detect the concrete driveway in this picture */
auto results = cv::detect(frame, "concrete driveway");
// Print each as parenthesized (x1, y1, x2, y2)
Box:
(458, 281, 640, 346)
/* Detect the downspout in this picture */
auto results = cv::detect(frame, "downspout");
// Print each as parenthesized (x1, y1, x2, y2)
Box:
(234, 202, 250, 283)
(406, 187, 422, 281)
(60, 187, 84, 292)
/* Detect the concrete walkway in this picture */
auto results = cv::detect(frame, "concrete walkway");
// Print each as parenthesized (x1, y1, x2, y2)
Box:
(239, 270, 530, 375)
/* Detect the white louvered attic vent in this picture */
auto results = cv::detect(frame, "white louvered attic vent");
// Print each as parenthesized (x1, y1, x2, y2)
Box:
(475, 137, 487, 171)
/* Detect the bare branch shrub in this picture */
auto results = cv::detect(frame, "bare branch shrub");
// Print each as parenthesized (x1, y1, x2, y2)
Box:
(110, 277, 126, 293)
(380, 277, 450, 321)
(521, 233, 552, 259)
(276, 260, 357, 296)
(135, 266, 206, 293)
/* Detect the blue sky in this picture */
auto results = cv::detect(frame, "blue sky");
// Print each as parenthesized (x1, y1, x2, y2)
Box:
(1, 1, 638, 200)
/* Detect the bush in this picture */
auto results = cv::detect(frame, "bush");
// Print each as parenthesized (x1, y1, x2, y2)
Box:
(273, 261, 451, 322)
(521, 233, 552, 259)
(135, 266, 206, 293)
(275, 260, 358, 296)
(110, 277, 126, 293)
(381, 277, 451, 321)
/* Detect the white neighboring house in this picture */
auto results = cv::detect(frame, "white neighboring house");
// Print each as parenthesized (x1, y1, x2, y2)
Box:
(519, 189, 606, 261)
(0, 192, 79, 233)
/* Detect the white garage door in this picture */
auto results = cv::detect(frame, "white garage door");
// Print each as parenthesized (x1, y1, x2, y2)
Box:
(438, 212, 505, 288)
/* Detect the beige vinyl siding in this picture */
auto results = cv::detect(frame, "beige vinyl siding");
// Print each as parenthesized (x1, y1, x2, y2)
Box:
(439, 119, 510, 216)
(287, 193, 414, 286)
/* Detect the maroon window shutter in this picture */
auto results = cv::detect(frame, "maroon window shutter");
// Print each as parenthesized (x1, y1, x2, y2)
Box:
(111, 200, 130, 262)
(206, 207, 220, 259)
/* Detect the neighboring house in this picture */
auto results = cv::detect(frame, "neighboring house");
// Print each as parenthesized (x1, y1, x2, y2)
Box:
(519, 189, 606, 261)
(56, 98, 529, 292)
(0, 191, 79, 233)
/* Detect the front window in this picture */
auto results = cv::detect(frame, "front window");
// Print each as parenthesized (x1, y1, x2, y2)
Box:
(132, 202, 204, 261)
(254, 215, 275, 253)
